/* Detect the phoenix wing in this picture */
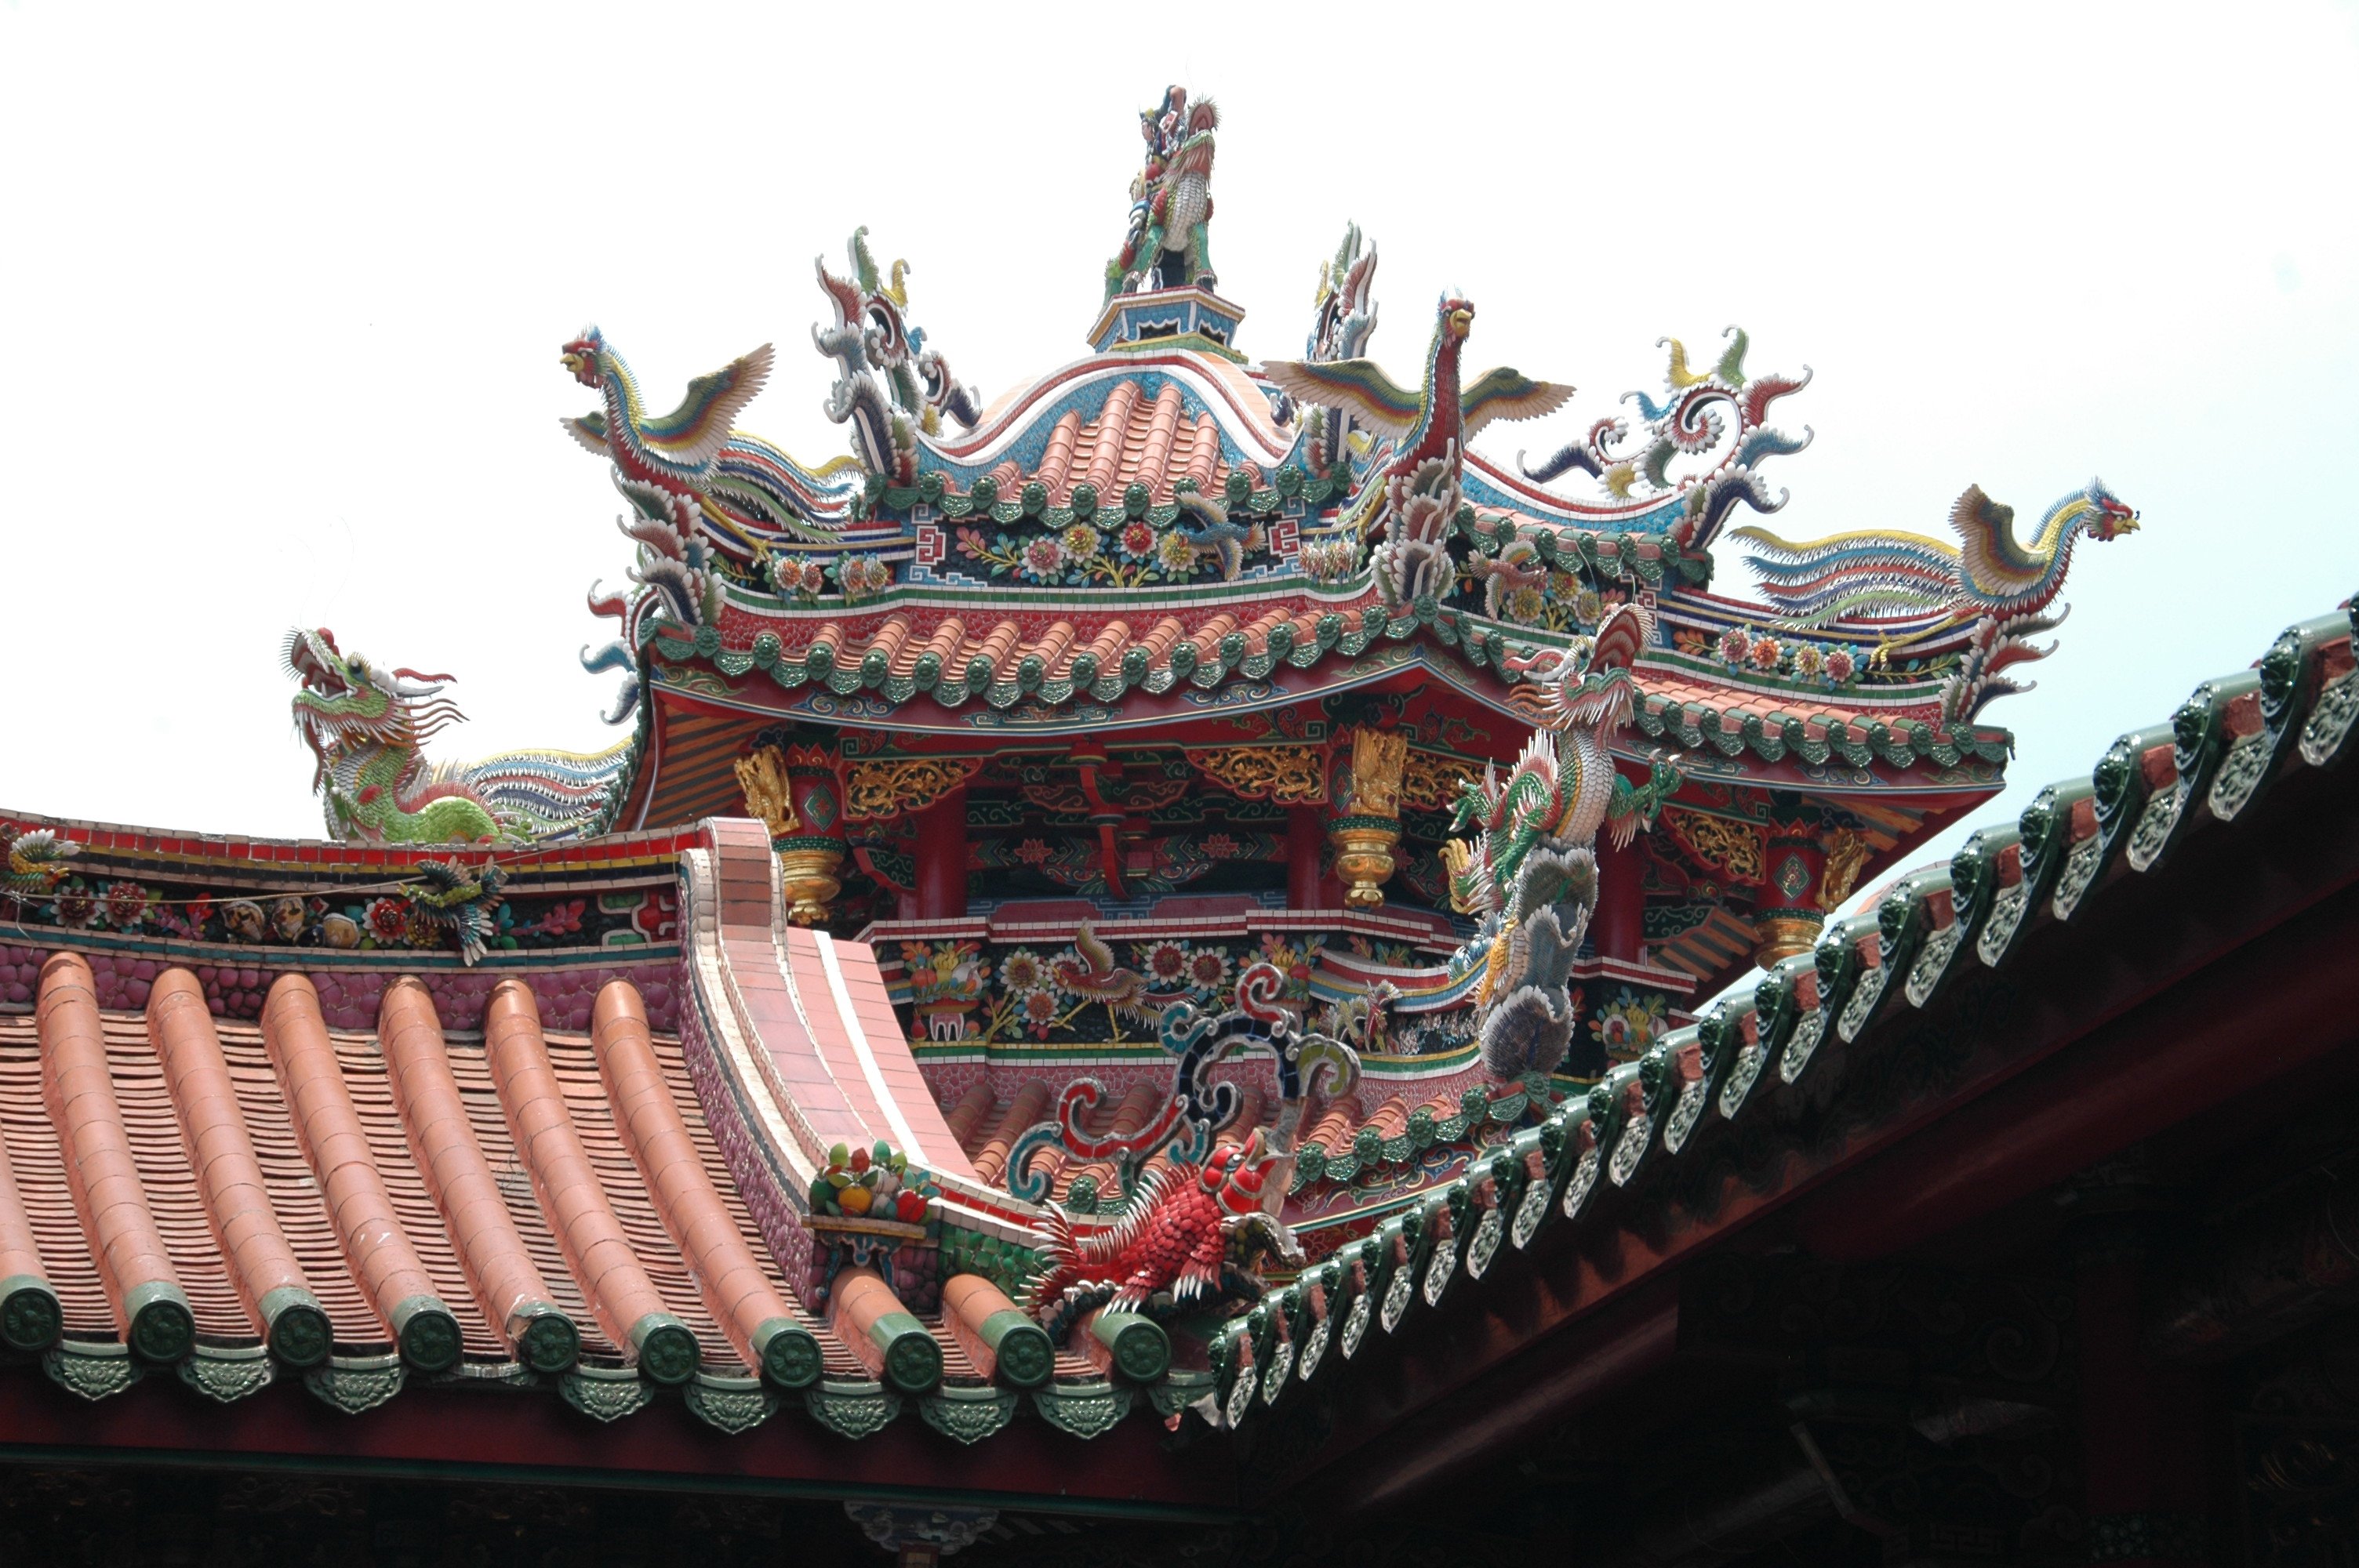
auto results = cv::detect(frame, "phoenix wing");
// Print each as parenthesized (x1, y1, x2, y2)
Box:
(561, 409, 609, 456)
(1260, 358, 1423, 438)
(638, 344, 776, 468)
(1948, 483, 2048, 602)
(1460, 368, 1575, 439)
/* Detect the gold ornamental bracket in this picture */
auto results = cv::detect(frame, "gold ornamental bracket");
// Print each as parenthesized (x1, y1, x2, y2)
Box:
(1343, 728, 1408, 818)
(737, 741, 849, 927)
(1817, 827, 1872, 912)
(733, 746, 800, 836)
(1183, 745, 1327, 804)
(845, 756, 985, 822)
(1326, 728, 1409, 909)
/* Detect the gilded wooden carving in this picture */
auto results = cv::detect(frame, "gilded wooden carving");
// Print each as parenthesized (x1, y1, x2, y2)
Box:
(1668, 809, 1766, 884)
(845, 757, 984, 822)
(1400, 748, 1476, 814)
(1347, 729, 1408, 819)
(1183, 746, 1326, 804)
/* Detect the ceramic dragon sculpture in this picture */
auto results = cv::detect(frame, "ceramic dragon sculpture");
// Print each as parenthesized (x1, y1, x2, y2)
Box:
(1263, 296, 1572, 607)
(813, 227, 982, 487)
(285, 628, 629, 845)
(1104, 86, 1219, 302)
(1733, 479, 2140, 720)
(1016, 963, 1359, 1342)
(1441, 606, 1681, 1079)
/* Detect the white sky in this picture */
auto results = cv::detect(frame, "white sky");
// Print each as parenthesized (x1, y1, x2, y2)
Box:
(5, 2, 2357, 899)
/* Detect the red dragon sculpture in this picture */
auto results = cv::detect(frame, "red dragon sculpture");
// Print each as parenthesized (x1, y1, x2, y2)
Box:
(1014, 964, 1358, 1341)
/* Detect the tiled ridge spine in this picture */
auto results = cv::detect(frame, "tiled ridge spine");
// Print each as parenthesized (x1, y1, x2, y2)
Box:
(592, 979, 819, 1390)
(37, 953, 194, 1361)
(377, 978, 579, 1374)
(148, 969, 332, 1367)
(484, 979, 698, 1385)
(261, 974, 461, 1370)
(0, 1042, 61, 1352)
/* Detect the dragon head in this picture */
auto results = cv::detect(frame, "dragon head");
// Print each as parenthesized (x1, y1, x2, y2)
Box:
(2081, 477, 2140, 542)
(1208, 1131, 1307, 1282)
(1223, 1208, 1306, 1281)
(284, 627, 465, 792)
(1510, 604, 1653, 734)
(559, 326, 605, 389)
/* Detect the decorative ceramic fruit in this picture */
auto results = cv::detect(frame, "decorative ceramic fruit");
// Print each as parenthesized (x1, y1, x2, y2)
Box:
(838, 1186, 874, 1215)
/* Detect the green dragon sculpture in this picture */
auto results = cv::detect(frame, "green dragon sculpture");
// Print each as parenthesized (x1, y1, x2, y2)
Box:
(1441, 607, 1681, 1078)
(285, 627, 631, 846)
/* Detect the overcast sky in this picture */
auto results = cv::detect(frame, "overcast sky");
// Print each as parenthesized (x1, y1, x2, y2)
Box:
(5, 2, 2356, 905)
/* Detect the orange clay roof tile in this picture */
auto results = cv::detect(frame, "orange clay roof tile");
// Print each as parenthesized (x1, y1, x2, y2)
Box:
(0, 961, 909, 1385)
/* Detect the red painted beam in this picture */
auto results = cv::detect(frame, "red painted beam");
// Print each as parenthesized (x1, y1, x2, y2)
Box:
(1314, 1284, 1679, 1515)
(1793, 882, 2359, 1263)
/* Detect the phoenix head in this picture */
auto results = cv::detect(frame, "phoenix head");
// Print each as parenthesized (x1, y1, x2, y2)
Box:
(2081, 478, 2140, 542)
(559, 326, 606, 389)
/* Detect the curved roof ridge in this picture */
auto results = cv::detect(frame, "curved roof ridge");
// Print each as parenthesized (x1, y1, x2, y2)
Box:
(923, 351, 1294, 473)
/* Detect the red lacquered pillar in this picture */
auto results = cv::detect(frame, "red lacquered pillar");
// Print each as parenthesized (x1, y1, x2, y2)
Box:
(916, 786, 969, 920)
(1287, 805, 1325, 910)
(1590, 838, 1647, 964)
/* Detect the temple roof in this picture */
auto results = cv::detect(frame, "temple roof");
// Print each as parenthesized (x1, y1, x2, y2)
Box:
(0, 594, 2349, 1464)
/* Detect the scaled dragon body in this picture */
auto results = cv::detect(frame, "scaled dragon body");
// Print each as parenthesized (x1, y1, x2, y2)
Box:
(1733, 480, 2140, 720)
(1025, 1135, 1289, 1329)
(286, 628, 628, 845)
(1441, 606, 1681, 1078)
(1263, 296, 1572, 606)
